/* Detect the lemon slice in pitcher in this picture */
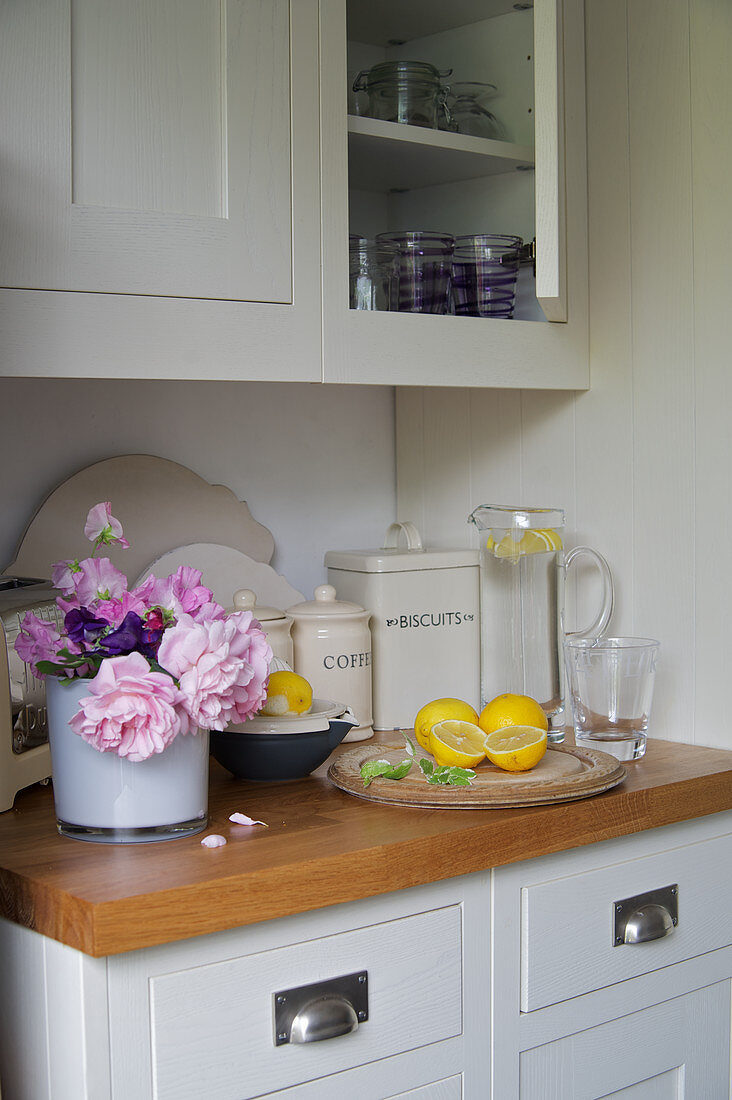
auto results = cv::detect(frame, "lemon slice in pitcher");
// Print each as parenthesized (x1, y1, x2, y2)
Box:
(486, 528, 563, 557)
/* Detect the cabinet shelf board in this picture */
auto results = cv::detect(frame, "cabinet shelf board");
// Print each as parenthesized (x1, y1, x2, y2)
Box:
(347, 0, 518, 46)
(348, 116, 534, 191)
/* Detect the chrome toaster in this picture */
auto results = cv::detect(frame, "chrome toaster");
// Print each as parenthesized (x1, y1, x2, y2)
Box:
(0, 578, 61, 811)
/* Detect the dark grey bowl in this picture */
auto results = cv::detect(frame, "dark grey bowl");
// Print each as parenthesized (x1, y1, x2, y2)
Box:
(210, 719, 357, 781)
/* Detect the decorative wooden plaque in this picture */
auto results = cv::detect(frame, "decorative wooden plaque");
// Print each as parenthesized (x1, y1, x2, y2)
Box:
(328, 743, 627, 809)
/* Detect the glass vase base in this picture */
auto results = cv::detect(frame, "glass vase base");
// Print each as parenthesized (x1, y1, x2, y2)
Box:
(56, 816, 208, 844)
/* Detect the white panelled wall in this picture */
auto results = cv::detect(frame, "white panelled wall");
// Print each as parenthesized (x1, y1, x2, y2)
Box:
(396, 0, 732, 749)
(0, 380, 395, 602)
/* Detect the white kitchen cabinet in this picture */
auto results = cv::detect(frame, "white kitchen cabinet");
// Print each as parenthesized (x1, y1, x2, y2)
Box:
(491, 812, 732, 1098)
(4, 815, 732, 1099)
(320, 0, 589, 388)
(0, 0, 321, 381)
(519, 983, 731, 1099)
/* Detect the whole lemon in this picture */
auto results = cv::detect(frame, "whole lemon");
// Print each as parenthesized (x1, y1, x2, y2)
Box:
(478, 693, 548, 736)
(260, 670, 313, 716)
(414, 697, 479, 751)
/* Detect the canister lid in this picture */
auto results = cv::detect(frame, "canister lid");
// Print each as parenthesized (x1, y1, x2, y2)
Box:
(286, 584, 367, 618)
(324, 547, 479, 574)
(232, 588, 289, 622)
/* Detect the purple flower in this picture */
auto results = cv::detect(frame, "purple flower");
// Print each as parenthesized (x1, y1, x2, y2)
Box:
(97, 611, 144, 655)
(14, 613, 65, 677)
(64, 608, 109, 646)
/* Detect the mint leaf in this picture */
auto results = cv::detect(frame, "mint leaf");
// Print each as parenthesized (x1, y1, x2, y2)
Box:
(424, 763, 476, 787)
(419, 758, 434, 779)
(360, 758, 413, 788)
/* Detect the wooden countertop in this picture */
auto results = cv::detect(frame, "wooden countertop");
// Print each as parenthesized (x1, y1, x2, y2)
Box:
(2, 734, 732, 957)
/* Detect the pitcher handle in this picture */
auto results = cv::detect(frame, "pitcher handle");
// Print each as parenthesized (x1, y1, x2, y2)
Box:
(564, 546, 614, 640)
(383, 522, 424, 551)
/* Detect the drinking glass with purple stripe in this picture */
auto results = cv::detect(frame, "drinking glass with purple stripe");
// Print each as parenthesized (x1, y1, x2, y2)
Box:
(375, 231, 455, 314)
(451, 234, 523, 318)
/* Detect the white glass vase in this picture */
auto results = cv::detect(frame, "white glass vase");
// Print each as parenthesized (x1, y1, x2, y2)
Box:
(46, 676, 209, 843)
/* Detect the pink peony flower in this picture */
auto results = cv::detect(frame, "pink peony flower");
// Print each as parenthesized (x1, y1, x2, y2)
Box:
(84, 502, 130, 548)
(157, 611, 271, 733)
(69, 651, 186, 761)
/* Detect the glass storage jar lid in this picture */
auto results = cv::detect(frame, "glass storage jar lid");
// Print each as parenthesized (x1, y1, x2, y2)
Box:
(353, 60, 451, 93)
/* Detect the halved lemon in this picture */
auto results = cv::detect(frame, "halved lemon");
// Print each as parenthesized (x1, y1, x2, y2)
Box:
(486, 528, 563, 558)
(428, 719, 487, 769)
(414, 697, 480, 751)
(483, 724, 548, 772)
(260, 670, 313, 716)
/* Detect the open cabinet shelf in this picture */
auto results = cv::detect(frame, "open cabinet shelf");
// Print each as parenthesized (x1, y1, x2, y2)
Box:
(348, 116, 534, 191)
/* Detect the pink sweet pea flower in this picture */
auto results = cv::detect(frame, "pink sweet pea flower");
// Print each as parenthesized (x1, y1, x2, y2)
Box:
(145, 566, 224, 624)
(73, 558, 128, 607)
(84, 502, 130, 549)
(95, 589, 153, 629)
(157, 611, 271, 733)
(51, 559, 82, 598)
(14, 613, 65, 677)
(69, 651, 185, 761)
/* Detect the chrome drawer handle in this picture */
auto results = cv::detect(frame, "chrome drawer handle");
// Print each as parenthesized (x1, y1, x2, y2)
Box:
(274, 971, 368, 1046)
(613, 883, 678, 946)
(290, 994, 359, 1044)
(622, 903, 674, 944)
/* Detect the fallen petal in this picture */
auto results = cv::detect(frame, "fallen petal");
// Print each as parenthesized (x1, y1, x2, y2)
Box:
(201, 834, 227, 848)
(229, 812, 268, 827)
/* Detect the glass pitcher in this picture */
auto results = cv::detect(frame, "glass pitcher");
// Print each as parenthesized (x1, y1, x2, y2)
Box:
(468, 505, 614, 742)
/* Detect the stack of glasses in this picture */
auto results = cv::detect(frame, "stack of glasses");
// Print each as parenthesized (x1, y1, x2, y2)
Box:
(349, 232, 523, 318)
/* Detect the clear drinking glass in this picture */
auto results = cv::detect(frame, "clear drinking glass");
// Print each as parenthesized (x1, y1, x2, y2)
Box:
(375, 231, 455, 314)
(564, 637, 660, 760)
(349, 237, 399, 311)
(451, 235, 523, 319)
(468, 505, 614, 742)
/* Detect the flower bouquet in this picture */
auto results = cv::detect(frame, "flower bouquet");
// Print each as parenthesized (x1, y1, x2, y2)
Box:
(15, 503, 272, 843)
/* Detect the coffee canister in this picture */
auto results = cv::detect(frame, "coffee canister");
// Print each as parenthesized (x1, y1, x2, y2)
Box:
(325, 522, 480, 730)
(233, 588, 294, 666)
(286, 585, 373, 742)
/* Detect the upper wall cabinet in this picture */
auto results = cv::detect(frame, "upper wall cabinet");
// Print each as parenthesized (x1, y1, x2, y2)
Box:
(320, 0, 590, 388)
(0, 0, 321, 381)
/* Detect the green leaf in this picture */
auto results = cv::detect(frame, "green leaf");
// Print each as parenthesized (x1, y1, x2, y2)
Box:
(403, 734, 418, 758)
(419, 758, 434, 779)
(422, 763, 476, 787)
(360, 758, 413, 788)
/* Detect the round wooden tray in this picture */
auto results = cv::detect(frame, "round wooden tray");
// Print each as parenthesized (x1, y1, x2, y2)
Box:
(328, 743, 627, 809)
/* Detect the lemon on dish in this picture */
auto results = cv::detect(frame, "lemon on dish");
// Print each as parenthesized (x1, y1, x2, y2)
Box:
(414, 697, 480, 751)
(478, 692, 548, 736)
(260, 670, 313, 716)
(483, 724, 548, 772)
(428, 719, 487, 769)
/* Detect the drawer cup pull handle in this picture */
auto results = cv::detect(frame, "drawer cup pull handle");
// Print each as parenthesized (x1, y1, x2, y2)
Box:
(291, 994, 359, 1043)
(613, 884, 678, 946)
(274, 971, 368, 1045)
(623, 902, 674, 944)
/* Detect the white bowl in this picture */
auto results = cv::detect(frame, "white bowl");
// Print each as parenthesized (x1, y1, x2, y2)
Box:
(227, 699, 350, 736)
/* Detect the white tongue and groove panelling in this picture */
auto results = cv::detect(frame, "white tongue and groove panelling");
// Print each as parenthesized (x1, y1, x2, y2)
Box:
(397, 0, 732, 751)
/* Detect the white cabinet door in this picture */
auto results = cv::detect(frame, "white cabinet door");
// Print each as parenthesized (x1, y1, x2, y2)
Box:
(320, 0, 589, 389)
(519, 982, 731, 1099)
(0, 0, 321, 380)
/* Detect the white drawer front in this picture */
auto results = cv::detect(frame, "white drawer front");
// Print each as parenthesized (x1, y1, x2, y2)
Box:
(386, 1075, 463, 1099)
(521, 831, 732, 1010)
(150, 905, 462, 1100)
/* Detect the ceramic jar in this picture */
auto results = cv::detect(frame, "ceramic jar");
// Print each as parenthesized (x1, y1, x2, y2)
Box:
(286, 585, 373, 742)
(233, 588, 294, 666)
